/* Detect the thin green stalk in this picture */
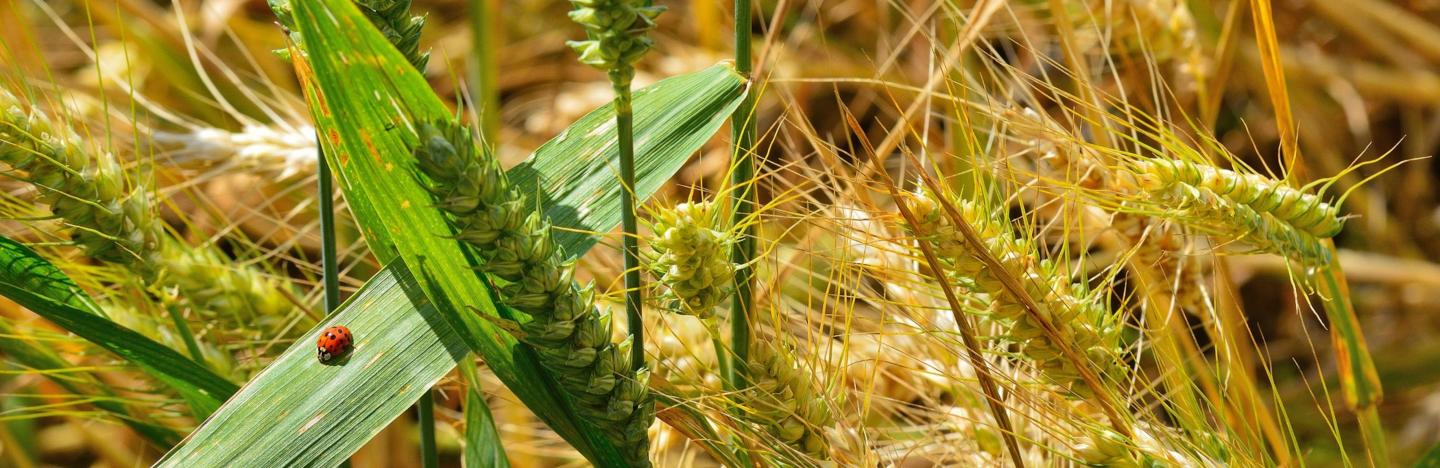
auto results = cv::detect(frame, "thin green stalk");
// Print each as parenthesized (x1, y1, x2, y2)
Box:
(318, 141, 340, 314)
(469, 0, 500, 142)
(318, 131, 351, 468)
(162, 295, 205, 363)
(728, 0, 756, 389)
(702, 319, 730, 387)
(568, 0, 662, 373)
(419, 391, 438, 468)
(616, 92, 645, 370)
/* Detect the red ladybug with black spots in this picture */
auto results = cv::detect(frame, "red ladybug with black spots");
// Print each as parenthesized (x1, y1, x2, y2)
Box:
(317, 325, 353, 363)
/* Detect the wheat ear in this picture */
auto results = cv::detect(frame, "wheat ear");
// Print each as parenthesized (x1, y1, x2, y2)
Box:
(1130, 158, 1340, 263)
(412, 120, 653, 466)
(908, 191, 1125, 394)
(646, 201, 735, 319)
(0, 91, 298, 342)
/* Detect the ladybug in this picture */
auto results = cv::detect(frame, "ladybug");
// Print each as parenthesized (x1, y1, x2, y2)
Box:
(317, 325, 353, 363)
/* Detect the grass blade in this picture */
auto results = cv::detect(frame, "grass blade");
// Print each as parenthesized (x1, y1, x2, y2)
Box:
(0, 236, 236, 418)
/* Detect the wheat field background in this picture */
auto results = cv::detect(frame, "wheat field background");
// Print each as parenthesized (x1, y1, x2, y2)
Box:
(0, 0, 1438, 466)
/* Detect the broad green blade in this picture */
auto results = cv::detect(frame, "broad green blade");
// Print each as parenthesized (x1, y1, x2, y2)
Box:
(157, 261, 466, 467)
(0, 236, 236, 418)
(0, 235, 101, 315)
(281, 0, 744, 464)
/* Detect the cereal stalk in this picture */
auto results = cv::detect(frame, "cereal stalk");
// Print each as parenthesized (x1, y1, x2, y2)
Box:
(728, 0, 757, 391)
(569, 0, 666, 373)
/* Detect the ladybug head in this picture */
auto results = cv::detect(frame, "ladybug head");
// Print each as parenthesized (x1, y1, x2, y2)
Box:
(318, 345, 333, 363)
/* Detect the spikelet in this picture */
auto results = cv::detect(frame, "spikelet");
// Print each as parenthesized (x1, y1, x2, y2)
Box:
(107, 302, 238, 377)
(1130, 159, 1340, 263)
(155, 240, 300, 337)
(567, 0, 665, 90)
(646, 201, 735, 319)
(743, 340, 834, 459)
(907, 191, 1124, 394)
(411, 120, 653, 466)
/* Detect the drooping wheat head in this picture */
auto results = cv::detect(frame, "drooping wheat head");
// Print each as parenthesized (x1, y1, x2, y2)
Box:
(1125, 158, 1341, 264)
(740, 338, 835, 459)
(907, 190, 1124, 395)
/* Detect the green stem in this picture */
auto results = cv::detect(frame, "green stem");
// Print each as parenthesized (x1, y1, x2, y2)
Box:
(1315, 257, 1388, 465)
(615, 89, 645, 370)
(419, 391, 438, 468)
(162, 293, 205, 364)
(728, 0, 756, 389)
(469, 0, 500, 143)
(703, 319, 731, 388)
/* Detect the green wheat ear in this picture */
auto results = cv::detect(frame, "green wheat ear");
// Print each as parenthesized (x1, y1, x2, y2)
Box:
(411, 120, 654, 466)
(567, 0, 665, 90)
(0, 90, 299, 348)
(0, 91, 159, 268)
(1127, 158, 1341, 264)
(744, 340, 835, 458)
(647, 201, 735, 319)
